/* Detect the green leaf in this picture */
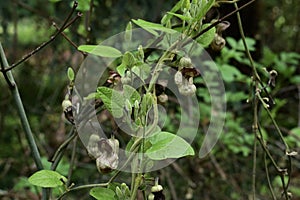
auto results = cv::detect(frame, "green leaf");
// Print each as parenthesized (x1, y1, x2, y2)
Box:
(161, 0, 182, 24)
(145, 131, 194, 160)
(291, 75, 300, 84)
(96, 87, 124, 118)
(132, 63, 151, 80)
(226, 91, 247, 102)
(67, 67, 75, 81)
(220, 64, 243, 82)
(28, 170, 67, 188)
(123, 85, 141, 105)
(236, 37, 256, 51)
(78, 45, 122, 58)
(166, 12, 193, 21)
(226, 37, 237, 49)
(196, 23, 216, 47)
(73, 0, 91, 12)
(90, 187, 116, 200)
(125, 21, 132, 42)
(116, 63, 126, 77)
(132, 19, 176, 36)
(291, 127, 300, 137)
(195, 0, 215, 21)
(122, 51, 136, 68)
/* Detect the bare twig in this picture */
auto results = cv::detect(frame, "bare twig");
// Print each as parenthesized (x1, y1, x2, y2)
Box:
(234, 2, 292, 199)
(165, 169, 178, 200)
(1, 1, 81, 73)
(52, 22, 86, 56)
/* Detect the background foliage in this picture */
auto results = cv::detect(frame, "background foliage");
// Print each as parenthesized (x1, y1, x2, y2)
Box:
(0, 0, 299, 199)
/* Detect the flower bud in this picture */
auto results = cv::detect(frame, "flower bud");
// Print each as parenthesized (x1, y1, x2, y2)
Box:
(87, 134, 101, 159)
(179, 56, 193, 69)
(62, 99, 72, 111)
(121, 183, 131, 197)
(115, 186, 123, 198)
(211, 34, 226, 51)
(179, 83, 196, 96)
(62, 99, 74, 124)
(148, 193, 155, 200)
(158, 93, 168, 103)
(151, 184, 163, 193)
(88, 137, 119, 174)
(174, 71, 183, 85)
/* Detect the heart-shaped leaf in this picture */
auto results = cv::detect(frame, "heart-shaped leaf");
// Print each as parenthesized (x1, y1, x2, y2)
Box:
(28, 170, 67, 188)
(96, 87, 124, 118)
(146, 131, 194, 160)
(90, 187, 116, 200)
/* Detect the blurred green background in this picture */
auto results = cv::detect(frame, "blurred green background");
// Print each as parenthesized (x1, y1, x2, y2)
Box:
(0, 0, 299, 199)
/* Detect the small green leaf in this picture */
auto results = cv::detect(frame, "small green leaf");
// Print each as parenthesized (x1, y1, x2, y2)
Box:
(146, 131, 194, 160)
(161, 0, 182, 25)
(123, 85, 141, 105)
(125, 22, 132, 42)
(28, 170, 67, 188)
(195, 0, 214, 21)
(96, 87, 124, 118)
(78, 45, 122, 58)
(196, 23, 216, 47)
(220, 64, 244, 82)
(116, 63, 126, 77)
(236, 37, 256, 51)
(132, 19, 176, 36)
(67, 67, 75, 81)
(90, 187, 116, 200)
(122, 51, 136, 68)
(166, 12, 193, 21)
(132, 63, 151, 80)
(226, 37, 237, 49)
(291, 127, 300, 136)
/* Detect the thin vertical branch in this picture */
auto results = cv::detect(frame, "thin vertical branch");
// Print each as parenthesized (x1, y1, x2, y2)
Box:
(67, 135, 78, 187)
(0, 43, 43, 170)
(0, 43, 50, 199)
(264, 152, 277, 200)
(233, 3, 258, 199)
(252, 125, 257, 199)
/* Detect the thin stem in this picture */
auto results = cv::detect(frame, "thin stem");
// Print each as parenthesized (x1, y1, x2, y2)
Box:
(0, 43, 43, 169)
(57, 183, 108, 200)
(234, 2, 259, 198)
(0, 43, 50, 199)
(130, 174, 142, 200)
(264, 152, 277, 200)
(256, 92, 290, 152)
(252, 126, 257, 200)
(50, 128, 76, 164)
(52, 22, 86, 56)
(234, 2, 258, 79)
(67, 135, 78, 187)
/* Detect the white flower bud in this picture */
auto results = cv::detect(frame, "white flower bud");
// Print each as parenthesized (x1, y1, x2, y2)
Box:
(174, 71, 183, 85)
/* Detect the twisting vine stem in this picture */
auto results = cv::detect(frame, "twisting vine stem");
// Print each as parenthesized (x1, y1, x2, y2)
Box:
(234, 2, 292, 200)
